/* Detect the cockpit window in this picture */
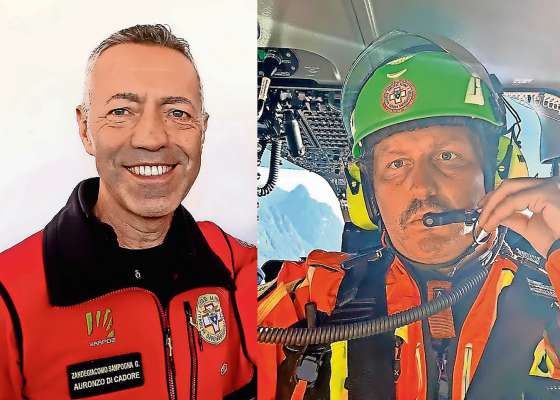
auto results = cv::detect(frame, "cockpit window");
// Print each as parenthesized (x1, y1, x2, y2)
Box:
(258, 160, 343, 267)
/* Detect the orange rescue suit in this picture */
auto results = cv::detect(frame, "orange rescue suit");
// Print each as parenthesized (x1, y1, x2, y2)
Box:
(258, 246, 560, 399)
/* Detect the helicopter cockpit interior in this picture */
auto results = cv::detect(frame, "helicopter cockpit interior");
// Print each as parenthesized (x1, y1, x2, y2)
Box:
(257, 0, 560, 281)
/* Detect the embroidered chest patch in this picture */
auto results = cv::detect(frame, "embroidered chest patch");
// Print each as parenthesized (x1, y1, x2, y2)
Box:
(85, 308, 115, 347)
(195, 294, 227, 345)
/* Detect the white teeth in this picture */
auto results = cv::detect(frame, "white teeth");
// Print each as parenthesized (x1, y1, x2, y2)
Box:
(127, 165, 173, 177)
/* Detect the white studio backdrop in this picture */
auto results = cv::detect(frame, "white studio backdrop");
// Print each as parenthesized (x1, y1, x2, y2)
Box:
(0, 0, 257, 251)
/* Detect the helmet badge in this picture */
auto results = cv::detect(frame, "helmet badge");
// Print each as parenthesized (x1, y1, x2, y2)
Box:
(381, 79, 416, 113)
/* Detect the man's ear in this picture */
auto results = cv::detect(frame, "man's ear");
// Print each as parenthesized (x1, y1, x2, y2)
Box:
(200, 112, 209, 149)
(76, 105, 94, 156)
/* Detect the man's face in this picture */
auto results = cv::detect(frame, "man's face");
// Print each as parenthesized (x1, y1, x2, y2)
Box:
(77, 43, 207, 218)
(372, 125, 486, 264)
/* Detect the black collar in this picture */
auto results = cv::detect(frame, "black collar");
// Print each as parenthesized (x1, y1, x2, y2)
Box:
(43, 178, 233, 306)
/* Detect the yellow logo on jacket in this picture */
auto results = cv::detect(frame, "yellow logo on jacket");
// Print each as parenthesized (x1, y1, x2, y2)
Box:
(85, 308, 116, 347)
(195, 294, 226, 345)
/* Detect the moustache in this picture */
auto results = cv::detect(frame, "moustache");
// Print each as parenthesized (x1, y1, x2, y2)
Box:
(399, 196, 453, 229)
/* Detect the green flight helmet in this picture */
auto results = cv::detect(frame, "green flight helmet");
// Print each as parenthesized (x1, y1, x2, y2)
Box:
(341, 31, 506, 159)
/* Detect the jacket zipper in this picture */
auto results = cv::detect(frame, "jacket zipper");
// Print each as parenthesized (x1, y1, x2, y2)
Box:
(163, 321, 177, 400)
(184, 302, 200, 400)
(141, 290, 177, 400)
(64, 287, 177, 400)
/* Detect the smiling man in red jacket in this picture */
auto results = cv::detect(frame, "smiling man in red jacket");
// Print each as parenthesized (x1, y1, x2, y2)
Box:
(0, 24, 255, 399)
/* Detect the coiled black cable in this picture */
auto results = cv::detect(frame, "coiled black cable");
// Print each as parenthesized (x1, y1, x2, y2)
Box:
(258, 227, 506, 346)
(258, 140, 281, 197)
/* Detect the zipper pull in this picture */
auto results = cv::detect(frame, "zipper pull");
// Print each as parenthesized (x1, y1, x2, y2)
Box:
(165, 328, 174, 358)
(185, 302, 203, 351)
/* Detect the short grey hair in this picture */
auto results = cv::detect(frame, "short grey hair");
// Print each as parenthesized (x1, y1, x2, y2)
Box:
(82, 24, 206, 116)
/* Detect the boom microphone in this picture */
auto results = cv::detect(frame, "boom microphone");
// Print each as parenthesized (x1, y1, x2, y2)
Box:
(422, 209, 480, 227)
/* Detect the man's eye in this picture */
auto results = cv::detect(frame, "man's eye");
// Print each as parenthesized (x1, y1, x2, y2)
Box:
(108, 108, 130, 117)
(439, 151, 457, 161)
(389, 159, 406, 169)
(169, 109, 190, 119)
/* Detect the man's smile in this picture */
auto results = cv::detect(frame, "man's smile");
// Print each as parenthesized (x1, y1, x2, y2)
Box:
(125, 163, 178, 178)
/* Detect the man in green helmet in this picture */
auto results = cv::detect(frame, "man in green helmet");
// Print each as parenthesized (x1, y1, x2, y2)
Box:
(258, 32, 560, 400)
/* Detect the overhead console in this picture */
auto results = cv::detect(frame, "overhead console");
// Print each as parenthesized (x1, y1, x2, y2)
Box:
(258, 47, 341, 86)
(257, 47, 352, 207)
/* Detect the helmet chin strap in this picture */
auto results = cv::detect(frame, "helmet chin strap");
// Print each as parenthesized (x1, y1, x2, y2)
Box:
(382, 227, 499, 277)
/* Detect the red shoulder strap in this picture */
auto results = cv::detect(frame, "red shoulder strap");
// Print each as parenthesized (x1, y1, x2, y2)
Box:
(197, 221, 235, 278)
